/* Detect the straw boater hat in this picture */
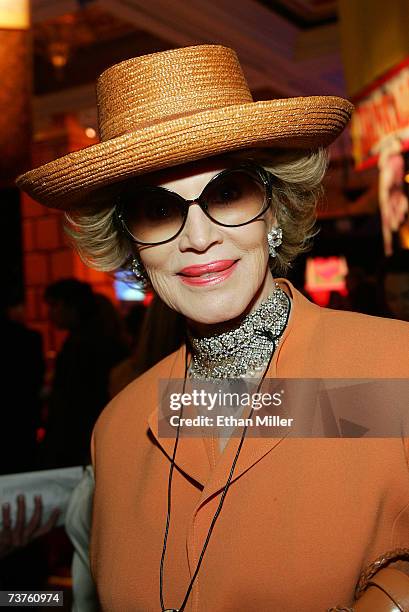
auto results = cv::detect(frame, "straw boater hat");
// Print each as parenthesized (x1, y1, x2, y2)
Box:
(16, 44, 354, 211)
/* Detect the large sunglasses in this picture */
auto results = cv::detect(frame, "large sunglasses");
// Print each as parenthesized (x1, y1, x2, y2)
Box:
(115, 163, 273, 246)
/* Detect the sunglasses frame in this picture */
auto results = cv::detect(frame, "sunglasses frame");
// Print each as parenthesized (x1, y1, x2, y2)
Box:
(115, 163, 274, 246)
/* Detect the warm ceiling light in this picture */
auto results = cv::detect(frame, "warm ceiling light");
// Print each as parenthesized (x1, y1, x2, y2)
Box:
(0, 0, 30, 29)
(85, 127, 97, 138)
(404, 173, 409, 184)
(48, 41, 70, 69)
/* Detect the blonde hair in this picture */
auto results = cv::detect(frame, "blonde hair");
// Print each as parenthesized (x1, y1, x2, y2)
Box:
(63, 147, 328, 277)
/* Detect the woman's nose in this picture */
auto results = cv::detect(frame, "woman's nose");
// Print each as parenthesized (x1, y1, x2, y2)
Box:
(178, 203, 223, 252)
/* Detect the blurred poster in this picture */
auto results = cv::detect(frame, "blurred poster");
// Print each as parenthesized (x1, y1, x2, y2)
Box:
(378, 138, 409, 255)
(305, 256, 348, 293)
(350, 58, 409, 170)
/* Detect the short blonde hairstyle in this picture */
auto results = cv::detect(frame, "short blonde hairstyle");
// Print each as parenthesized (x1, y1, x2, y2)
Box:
(63, 147, 328, 278)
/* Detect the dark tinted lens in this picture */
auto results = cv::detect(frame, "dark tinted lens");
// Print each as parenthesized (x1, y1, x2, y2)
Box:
(120, 188, 185, 243)
(202, 168, 267, 225)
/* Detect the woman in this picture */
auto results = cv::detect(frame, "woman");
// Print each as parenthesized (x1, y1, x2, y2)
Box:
(17, 45, 409, 611)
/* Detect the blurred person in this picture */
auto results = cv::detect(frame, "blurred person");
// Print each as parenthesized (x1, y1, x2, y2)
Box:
(382, 251, 409, 321)
(124, 301, 146, 345)
(134, 296, 186, 374)
(40, 279, 128, 469)
(0, 296, 44, 476)
(0, 293, 61, 593)
(0, 496, 60, 561)
(108, 302, 145, 398)
(65, 467, 97, 612)
(94, 292, 129, 346)
(345, 265, 379, 316)
(327, 289, 349, 310)
(17, 46, 409, 611)
(109, 297, 185, 397)
(0, 495, 60, 590)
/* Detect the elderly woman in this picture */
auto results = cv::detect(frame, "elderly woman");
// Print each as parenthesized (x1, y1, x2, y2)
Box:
(17, 46, 409, 611)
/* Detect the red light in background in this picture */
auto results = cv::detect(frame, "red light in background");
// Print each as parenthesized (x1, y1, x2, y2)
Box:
(143, 291, 154, 306)
(36, 427, 46, 443)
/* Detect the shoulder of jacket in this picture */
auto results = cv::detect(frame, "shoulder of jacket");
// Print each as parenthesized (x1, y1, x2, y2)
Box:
(320, 307, 409, 338)
(318, 308, 409, 373)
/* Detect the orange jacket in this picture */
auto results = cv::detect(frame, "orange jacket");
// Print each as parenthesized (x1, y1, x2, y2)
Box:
(90, 279, 409, 611)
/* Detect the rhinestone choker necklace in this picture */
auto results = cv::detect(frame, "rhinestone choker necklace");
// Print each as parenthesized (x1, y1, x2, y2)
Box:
(187, 283, 291, 380)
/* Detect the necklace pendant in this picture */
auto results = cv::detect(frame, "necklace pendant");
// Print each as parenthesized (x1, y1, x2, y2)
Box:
(164, 609, 179, 611)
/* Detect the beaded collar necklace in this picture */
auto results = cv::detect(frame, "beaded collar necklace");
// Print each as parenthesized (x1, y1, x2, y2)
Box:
(187, 283, 290, 380)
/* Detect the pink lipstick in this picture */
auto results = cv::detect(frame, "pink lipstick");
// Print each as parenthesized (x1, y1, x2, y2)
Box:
(177, 259, 238, 286)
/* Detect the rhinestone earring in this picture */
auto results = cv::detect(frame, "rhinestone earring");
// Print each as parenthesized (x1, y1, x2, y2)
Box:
(267, 227, 283, 258)
(131, 257, 151, 288)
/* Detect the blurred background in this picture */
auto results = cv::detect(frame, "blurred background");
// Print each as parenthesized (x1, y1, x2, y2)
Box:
(1, 0, 409, 608)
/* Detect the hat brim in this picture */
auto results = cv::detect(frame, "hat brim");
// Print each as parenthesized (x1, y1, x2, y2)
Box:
(16, 96, 353, 210)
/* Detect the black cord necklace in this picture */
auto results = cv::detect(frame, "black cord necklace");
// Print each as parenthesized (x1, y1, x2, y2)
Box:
(159, 299, 290, 611)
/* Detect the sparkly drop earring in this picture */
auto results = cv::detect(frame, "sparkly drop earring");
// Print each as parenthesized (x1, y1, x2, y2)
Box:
(267, 227, 283, 258)
(131, 256, 151, 289)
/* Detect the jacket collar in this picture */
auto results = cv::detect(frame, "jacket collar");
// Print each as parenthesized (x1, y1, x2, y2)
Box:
(147, 279, 322, 505)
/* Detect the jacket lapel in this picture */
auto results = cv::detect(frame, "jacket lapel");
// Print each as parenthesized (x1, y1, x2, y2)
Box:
(147, 344, 212, 488)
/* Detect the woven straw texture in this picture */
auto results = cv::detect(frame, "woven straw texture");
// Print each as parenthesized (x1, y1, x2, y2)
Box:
(16, 45, 354, 210)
